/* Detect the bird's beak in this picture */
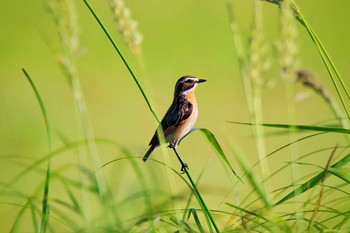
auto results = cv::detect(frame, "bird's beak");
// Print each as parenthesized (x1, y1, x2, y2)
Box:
(197, 79, 207, 83)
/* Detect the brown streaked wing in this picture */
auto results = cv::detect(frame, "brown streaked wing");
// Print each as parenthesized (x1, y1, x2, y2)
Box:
(149, 100, 193, 146)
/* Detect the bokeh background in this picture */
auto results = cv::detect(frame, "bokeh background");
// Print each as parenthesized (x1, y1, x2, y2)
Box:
(1, 0, 350, 231)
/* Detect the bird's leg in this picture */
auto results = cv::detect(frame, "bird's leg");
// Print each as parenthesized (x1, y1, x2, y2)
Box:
(168, 142, 175, 148)
(172, 143, 188, 172)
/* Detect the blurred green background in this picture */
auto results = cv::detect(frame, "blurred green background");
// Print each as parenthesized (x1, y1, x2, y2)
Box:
(1, 0, 350, 231)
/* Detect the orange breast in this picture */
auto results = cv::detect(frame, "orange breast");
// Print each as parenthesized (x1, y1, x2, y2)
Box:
(172, 90, 198, 141)
(187, 89, 196, 103)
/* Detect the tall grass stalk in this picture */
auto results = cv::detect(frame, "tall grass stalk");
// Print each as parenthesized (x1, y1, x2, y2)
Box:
(82, 0, 225, 231)
(291, 2, 350, 124)
(296, 70, 349, 129)
(46, 0, 110, 229)
(155, 127, 217, 232)
(231, 143, 272, 209)
(182, 166, 220, 233)
(108, 0, 143, 55)
(225, 0, 251, 113)
(263, 0, 350, 127)
(249, 0, 271, 187)
(278, 0, 303, 230)
(82, 0, 159, 123)
(226, 0, 271, 203)
(307, 144, 338, 230)
(156, 128, 189, 232)
(22, 69, 52, 233)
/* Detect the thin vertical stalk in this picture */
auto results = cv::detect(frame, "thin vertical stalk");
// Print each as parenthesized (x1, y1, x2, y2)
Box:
(279, 0, 302, 230)
(182, 166, 221, 233)
(250, 0, 271, 187)
(292, 2, 350, 128)
(22, 69, 52, 233)
(264, 0, 350, 126)
(226, 0, 271, 195)
(82, 1, 221, 232)
(82, 0, 159, 123)
(46, 0, 113, 228)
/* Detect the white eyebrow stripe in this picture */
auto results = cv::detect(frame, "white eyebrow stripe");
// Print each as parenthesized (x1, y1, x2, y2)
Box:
(181, 78, 197, 83)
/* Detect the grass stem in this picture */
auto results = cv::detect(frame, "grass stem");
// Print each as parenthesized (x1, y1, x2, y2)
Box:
(22, 69, 52, 233)
(82, 0, 159, 123)
(182, 166, 221, 233)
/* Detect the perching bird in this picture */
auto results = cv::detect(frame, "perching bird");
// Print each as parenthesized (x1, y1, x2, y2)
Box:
(143, 76, 206, 171)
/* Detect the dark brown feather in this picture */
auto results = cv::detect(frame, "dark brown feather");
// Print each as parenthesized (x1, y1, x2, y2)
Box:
(149, 98, 193, 147)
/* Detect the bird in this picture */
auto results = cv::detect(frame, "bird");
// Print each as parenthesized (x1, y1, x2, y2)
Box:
(143, 76, 207, 171)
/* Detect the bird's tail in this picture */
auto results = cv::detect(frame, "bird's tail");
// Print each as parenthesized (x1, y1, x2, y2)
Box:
(143, 145, 157, 162)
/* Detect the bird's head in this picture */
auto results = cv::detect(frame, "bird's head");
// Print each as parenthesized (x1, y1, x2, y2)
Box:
(175, 76, 207, 95)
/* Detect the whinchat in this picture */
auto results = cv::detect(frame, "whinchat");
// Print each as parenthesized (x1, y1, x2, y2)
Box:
(143, 76, 206, 170)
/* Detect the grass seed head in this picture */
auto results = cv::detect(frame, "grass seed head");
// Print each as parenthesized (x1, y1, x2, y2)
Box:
(109, 0, 143, 54)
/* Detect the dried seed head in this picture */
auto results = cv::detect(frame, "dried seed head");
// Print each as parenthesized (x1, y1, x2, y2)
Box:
(46, 0, 80, 57)
(278, 0, 299, 82)
(295, 69, 348, 128)
(109, 0, 143, 54)
(248, 2, 273, 88)
(296, 69, 326, 94)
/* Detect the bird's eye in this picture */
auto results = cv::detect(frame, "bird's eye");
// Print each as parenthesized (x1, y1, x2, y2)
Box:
(186, 80, 193, 83)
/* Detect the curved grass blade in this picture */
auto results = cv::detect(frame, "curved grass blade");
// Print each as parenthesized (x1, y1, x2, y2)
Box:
(9, 200, 31, 233)
(187, 208, 205, 233)
(81, 0, 159, 123)
(225, 202, 268, 221)
(292, 2, 350, 117)
(1, 138, 117, 194)
(61, 180, 82, 214)
(308, 144, 337, 230)
(229, 142, 272, 209)
(102, 157, 213, 231)
(275, 152, 350, 206)
(228, 121, 350, 134)
(292, 162, 350, 184)
(182, 166, 206, 221)
(22, 68, 52, 233)
(119, 147, 153, 213)
(135, 155, 216, 232)
(262, 0, 350, 123)
(170, 217, 196, 232)
(182, 128, 241, 181)
(22, 69, 52, 150)
(182, 167, 217, 233)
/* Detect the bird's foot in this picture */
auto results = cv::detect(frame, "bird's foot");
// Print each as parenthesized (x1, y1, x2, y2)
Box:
(180, 163, 189, 173)
(168, 143, 175, 149)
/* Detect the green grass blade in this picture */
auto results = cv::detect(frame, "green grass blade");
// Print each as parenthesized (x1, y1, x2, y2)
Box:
(170, 217, 196, 232)
(275, 153, 350, 206)
(103, 157, 211, 232)
(40, 166, 51, 233)
(10, 201, 30, 233)
(292, 2, 350, 114)
(29, 200, 39, 233)
(187, 208, 205, 233)
(183, 128, 241, 181)
(182, 167, 206, 221)
(121, 147, 153, 213)
(326, 167, 350, 183)
(21, 69, 52, 151)
(22, 68, 52, 233)
(225, 202, 268, 221)
(228, 121, 350, 134)
(290, 162, 350, 184)
(229, 142, 272, 209)
(182, 167, 217, 233)
(61, 180, 82, 214)
(262, 0, 350, 123)
(81, 0, 159, 123)
(1, 139, 116, 193)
